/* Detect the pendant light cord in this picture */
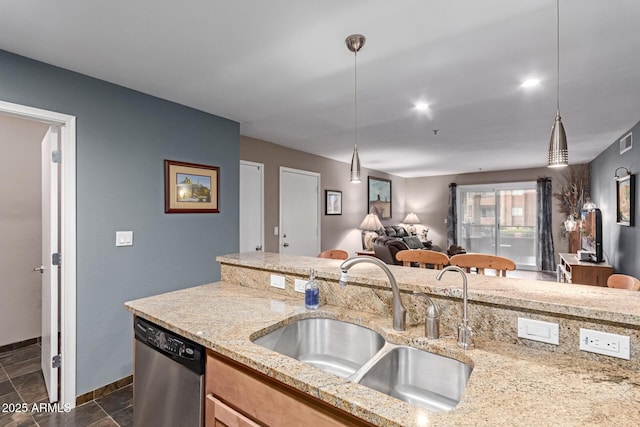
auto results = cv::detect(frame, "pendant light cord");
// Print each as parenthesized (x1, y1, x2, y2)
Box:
(354, 50, 358, 148)
(556, 0, 560, 112)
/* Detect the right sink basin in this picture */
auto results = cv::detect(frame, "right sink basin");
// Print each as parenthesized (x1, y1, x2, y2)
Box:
(356, 346, 473, 412)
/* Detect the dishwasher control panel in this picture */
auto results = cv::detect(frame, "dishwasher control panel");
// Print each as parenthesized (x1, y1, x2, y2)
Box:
(135, 317, 202, 364)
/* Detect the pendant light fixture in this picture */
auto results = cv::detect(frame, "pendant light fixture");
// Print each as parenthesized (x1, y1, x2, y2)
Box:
(346, 34, 366, 183)
(548, 0, 568, 168)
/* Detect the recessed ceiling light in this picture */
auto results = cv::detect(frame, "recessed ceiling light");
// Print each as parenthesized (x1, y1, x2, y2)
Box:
(414, 102, 429, 111)
(521, 78, 541, 88)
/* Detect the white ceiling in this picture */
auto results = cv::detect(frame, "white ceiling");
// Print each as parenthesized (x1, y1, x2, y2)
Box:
(1, 1, 639, 177)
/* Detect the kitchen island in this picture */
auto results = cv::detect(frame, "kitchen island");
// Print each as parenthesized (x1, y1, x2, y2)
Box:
(125, 253, 640, 426)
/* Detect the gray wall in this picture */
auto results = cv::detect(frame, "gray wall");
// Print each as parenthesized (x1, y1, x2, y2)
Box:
(591, 120, 640, 277)
(0, 115, 49, 347)
(0, 50, 239, 394)
(241, 134, 575, 262)
(240, 136, 406, 256)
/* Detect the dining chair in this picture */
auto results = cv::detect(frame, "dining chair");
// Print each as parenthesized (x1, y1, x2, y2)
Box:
(449, 253, 516, 277)
(317, 249, 349, 260)
(395, 249, 450, 270)
(607, 274, 640, 291)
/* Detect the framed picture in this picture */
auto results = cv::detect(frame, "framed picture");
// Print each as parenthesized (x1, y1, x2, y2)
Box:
(616, 174, 634, 226)
(368, 176, 392, 219)
(164, 160, 220, 213)
(325, 190, 342, 215)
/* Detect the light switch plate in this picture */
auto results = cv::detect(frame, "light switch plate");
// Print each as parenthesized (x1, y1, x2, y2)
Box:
(580, 328, 630, 359)
(115, 231, 133, 247)
(517, 318, 559, 345)
(270, 274, 285, 289)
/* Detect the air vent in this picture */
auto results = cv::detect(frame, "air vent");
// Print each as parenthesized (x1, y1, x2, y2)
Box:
(620, 132, 632, 154)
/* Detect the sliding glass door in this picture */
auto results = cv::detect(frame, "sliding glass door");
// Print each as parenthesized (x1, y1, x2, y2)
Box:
(457, 182, 537, 270)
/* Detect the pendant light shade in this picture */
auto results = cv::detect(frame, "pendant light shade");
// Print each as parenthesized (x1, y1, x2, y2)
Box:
(350, 145, 361, 183)
(346, 34, 366, 183)
(548, 0, 568, 168)
(548, 111, 568, 167)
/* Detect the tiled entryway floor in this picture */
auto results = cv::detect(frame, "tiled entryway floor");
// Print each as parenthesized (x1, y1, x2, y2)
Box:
(0, 343, 132, 427)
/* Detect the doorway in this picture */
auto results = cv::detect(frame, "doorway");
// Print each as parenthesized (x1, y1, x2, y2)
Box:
(0, 100, 77, 407)
(457, 182, 538, 270)
(239, 160, 264, 253)
(279, 167, 320, 257)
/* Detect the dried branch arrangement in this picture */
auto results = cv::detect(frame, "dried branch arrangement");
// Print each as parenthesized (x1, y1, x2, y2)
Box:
(553, 164, 591, 219)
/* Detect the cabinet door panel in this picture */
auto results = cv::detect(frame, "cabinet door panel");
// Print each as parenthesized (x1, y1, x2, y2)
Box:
(206, 351, 367, 427)
(206, 394, 259, 427)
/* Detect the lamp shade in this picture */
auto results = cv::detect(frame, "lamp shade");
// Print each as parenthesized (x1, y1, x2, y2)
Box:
(403, 213, 421, 225)
(359, 213, 383, 231)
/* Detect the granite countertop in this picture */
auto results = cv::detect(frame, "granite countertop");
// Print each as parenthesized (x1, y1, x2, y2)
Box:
(217, 252, 640, 326)
(125, 281, 640, 427)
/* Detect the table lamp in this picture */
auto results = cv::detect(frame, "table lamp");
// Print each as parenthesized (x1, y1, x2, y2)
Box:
(403, 212, 421, 235)
(359, 213, 383, 250)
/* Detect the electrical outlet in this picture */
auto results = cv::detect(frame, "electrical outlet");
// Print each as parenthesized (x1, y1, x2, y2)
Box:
(294, 279, 307, 293)
(270, 274, 285, 289)
(579, 328, 630, 360)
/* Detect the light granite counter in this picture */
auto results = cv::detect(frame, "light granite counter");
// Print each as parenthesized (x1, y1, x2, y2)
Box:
(125, 253, 640, 426)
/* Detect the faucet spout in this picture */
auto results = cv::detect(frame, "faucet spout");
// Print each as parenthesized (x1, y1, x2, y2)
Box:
(340, 256, 407, 331)
(436, 266, 475, 350)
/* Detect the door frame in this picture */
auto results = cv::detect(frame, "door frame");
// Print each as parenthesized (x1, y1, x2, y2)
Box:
(0, 100, 77, 407)
(239, 160, 264, 252)
(278, 167, 321, 255)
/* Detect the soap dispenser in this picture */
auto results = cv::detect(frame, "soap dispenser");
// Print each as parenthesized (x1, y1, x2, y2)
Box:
(305, 269, 319, 310)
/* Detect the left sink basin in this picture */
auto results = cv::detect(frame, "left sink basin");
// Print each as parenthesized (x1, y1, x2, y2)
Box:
(252, 318, 385, 378)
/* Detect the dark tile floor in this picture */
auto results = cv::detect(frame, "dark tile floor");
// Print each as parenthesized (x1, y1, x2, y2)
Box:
(0, 343, 132, 427)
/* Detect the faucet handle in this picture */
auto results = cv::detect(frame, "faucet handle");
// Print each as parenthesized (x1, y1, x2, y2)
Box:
(412, 292, 440, 339)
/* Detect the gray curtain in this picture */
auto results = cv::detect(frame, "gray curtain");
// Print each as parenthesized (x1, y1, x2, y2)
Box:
(447, 183, 457, 248)
(537, 177, 556, 271)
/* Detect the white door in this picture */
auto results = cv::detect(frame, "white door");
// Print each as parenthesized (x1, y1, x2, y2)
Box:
(279, 167, 320, 256)
(41, 126, 59, 403)
(239, 161, 264, 252)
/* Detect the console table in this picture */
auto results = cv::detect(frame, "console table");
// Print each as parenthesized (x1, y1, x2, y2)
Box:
(558, 253, 613, 287)
(355, 250, 375, 257)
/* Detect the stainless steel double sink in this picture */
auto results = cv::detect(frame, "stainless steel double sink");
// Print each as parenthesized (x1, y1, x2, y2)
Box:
(252, 318, 472, 412)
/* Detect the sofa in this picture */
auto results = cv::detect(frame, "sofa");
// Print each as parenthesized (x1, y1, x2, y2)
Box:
(373, 226, 445, 265)
(372, 236, 409, 265)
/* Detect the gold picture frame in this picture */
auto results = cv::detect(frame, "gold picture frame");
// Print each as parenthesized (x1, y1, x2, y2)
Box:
(164, 160, 219, 213)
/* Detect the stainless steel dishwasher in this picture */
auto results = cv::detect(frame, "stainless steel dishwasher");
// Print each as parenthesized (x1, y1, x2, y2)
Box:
(133, 317, 205, 427)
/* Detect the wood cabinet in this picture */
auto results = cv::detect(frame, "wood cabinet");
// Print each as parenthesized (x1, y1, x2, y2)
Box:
(206, 394, 259, 427)
(558, 253, 613, 287)
(205, 350, 370, 427)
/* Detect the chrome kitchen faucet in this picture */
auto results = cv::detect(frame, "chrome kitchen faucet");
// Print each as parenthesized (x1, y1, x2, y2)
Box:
(339, 256, 407, 331)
